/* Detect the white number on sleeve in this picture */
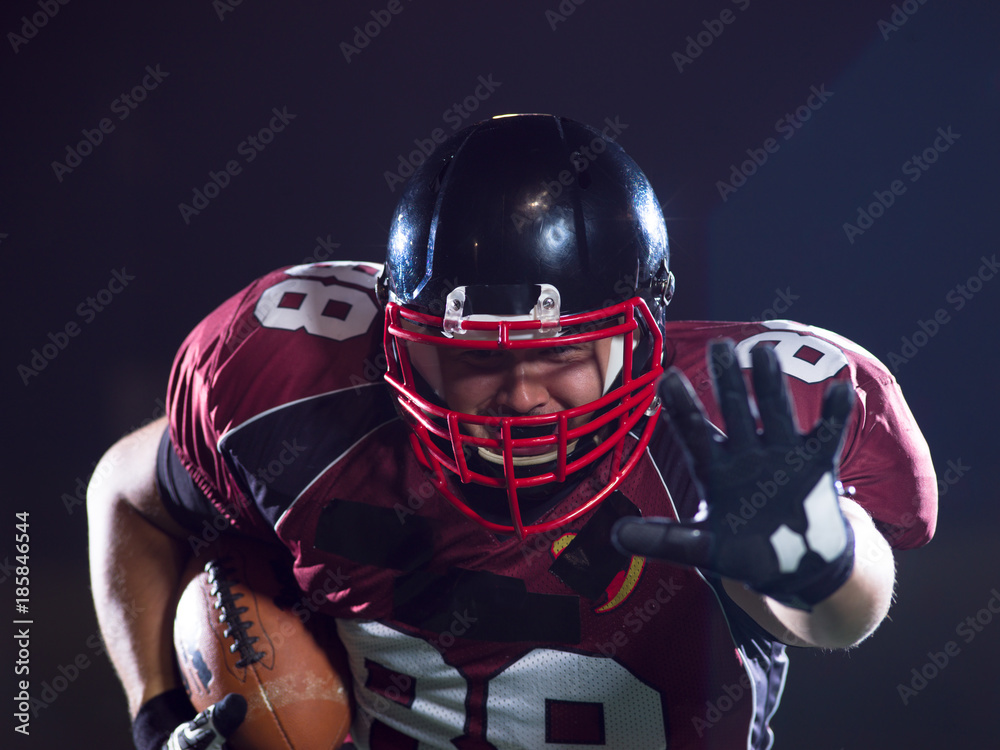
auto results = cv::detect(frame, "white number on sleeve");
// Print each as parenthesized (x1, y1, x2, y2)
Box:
(734, 330, 848, 384)
(253, 264, 379, 341)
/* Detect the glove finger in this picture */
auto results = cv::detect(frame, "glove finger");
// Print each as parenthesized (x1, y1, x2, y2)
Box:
(210, 694, 247, 738)
(750, 345, 799, 447)
(810, 381, 855, 463)
(709, 340, 757, 452)
(611, 517, 713, 569)
(659, 369, 714, 482)
(167, 695, 247, 750)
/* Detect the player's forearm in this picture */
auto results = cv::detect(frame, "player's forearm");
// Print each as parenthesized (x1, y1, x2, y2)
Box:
(766, 499, 895, 649)
(87, 418, 192, 717)
(89, 492, 189, 716)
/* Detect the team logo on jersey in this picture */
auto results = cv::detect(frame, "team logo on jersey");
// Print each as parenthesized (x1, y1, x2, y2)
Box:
(551, 533, 645, 613)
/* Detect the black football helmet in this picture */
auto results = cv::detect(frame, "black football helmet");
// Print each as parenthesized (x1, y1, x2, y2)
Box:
(380, 113, 674, 537)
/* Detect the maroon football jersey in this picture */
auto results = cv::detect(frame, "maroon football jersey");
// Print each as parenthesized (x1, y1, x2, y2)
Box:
(165, 262, 936, 749)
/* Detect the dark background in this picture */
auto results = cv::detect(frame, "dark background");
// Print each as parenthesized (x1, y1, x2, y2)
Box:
(3, 0, 998, 747)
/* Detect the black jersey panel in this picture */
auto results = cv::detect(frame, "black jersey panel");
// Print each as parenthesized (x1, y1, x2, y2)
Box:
(218, 383, 399, 528)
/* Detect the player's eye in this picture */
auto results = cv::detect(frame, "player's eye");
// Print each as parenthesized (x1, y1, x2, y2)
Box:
(542, 344, 587, 360)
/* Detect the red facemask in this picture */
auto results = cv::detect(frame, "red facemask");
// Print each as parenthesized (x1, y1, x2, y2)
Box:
(382, 295, 664, 538)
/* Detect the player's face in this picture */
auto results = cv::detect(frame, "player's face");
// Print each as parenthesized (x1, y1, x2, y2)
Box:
(409, 339, 613, 455)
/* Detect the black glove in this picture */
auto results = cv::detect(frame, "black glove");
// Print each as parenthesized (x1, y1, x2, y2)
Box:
(133, 689, 247, 750)
(612, 340, 856, 610)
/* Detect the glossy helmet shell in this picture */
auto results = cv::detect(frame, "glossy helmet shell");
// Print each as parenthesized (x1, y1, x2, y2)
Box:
(381, 114, 673, 537)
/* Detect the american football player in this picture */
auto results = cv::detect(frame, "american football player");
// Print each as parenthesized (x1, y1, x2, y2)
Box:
(88, 114, 938, 749)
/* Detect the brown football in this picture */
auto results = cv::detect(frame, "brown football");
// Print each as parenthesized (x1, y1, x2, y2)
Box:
(173, 538, 352, 750)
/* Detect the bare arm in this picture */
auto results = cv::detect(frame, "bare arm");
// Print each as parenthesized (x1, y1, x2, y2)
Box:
(87, 416, 191, 718)
(724, 497, 896, 649)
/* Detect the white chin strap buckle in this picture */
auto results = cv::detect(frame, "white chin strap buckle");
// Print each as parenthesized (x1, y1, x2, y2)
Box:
(442, 287, 467, 336)
(533, 284, 561, 334)
(442, 284, 562, 338)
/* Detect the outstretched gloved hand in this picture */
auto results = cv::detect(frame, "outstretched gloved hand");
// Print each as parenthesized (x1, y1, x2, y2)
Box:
(612, 340, 856, 610)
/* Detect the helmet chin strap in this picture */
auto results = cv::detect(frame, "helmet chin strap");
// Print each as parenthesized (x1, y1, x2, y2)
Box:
(477, 440, 581, 467)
